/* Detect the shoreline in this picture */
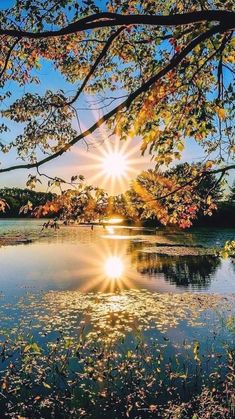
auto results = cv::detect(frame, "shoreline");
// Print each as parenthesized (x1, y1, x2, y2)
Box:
(0, 229, 220, 257)
(0, 223, 233, 257)
(0, 235, 32, 247)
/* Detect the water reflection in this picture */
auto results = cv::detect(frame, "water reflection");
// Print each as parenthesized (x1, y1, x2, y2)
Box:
(133, 252, 220, 289)
(75, 239, 136, 293)
(104, 256, 124, 279)
(0, 221, 234, 295)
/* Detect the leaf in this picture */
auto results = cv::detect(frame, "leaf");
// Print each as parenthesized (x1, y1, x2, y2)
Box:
(193, 341, 200, 363)
(65, 338, 73, 348)
(43, 382, 51, 389)
(23, 342, 41, 353)
(0, 199, 10, 213)
(215, 107, 227, 120)
(205, 161, 214, 169)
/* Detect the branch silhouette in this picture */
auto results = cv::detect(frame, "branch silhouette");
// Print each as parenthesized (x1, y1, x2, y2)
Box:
(0, 11, 234, 38)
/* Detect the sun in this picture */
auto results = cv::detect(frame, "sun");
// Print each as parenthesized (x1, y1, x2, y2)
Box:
(69, 92, 153, 195)
(76, 136, 150, 194)
(102, 151, 127, 179)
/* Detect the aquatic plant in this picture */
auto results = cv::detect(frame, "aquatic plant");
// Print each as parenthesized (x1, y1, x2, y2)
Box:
(0, 290, 234, 417)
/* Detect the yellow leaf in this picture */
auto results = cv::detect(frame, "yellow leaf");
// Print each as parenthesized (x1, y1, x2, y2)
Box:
(215, 106, 227, 119)
(43, 382, 51, 389)
(205, 160, 214, 169)
(206, 195, 212, 205)
(177, 142, 184, 152)
(23, 344, 31, 353)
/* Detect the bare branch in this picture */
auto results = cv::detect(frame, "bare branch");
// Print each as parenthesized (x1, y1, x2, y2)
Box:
(0, 11, 234, 39)
(188, 32, 232, 84)
(217, 32, 233, 99)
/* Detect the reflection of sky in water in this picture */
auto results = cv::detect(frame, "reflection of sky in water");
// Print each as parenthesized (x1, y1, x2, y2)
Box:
(0, 220, 234, 417)
(0, 220, 235, 296)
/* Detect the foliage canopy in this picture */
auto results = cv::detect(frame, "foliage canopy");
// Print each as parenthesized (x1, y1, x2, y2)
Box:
(0, 1, 234, 224)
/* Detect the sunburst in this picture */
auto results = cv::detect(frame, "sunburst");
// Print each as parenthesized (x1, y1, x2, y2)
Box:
(74, 135, 149, 194)
(68, 92, 153, 194)
(104, 255, 124, 279)
(102, 151, 128, 179)
(70, 227, 141, 293)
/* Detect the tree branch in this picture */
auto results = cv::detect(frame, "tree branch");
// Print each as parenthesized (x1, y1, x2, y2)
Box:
(0, 24, 228, 174)
(0, 11, 234, 39)
(66, 27, 125, 106)
(188, 32, 232, 84)
(153, 164, 235, 202)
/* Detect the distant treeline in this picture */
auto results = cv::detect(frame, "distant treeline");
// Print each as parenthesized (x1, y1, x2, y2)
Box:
(0, 188, 56, 218)
(0, 187, 234, 227)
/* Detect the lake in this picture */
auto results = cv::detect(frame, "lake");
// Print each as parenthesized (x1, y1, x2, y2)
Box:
(0, 219, 235, 295)
(0, 219, 234, 417)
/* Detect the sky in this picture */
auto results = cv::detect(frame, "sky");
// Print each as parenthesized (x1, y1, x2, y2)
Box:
(0, 0, 153, 193)
(0, 55, 204, 194)
(0, 1, 233, 195)
(0, 56, 158, 194)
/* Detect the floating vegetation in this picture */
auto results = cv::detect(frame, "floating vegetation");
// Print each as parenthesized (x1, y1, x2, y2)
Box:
(0, 290, 234, 417)
(140, 246, 216, 256)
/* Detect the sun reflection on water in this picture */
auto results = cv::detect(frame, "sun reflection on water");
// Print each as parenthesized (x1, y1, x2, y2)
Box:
(76, 236, 134, 293)
(105, 217, 123, 225)
(105, 226, 115, 235)
(104, 256, 124, 279)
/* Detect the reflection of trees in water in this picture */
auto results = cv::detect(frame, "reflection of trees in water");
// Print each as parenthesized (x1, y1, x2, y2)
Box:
(132, 251, 221, 289)
(231, 259, 235, 274)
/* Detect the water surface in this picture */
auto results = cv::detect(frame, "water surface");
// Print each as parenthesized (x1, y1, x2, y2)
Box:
(0, 219, 234, 296)
(0, 220, 234, 417)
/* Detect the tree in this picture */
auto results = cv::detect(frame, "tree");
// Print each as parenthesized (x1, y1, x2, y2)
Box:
(168, 163, 223, 202)
(0, 187, 56, 216)
(0, 1, 234, 222)
(33, 184, 109, 221)
(32, 163, 223, 228)
(113, 163, 223, 228)
(229, 181, 235, 201)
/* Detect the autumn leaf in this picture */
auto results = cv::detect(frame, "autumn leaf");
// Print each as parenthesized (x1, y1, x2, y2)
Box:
(215, 107, 227, 120)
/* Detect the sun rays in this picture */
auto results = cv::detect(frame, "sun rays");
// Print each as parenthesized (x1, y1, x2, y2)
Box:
(73, 132, 149, 194)
(79, 137, 144, 194)
(74, 228, 137, 293)
(67, 91, 153, 195)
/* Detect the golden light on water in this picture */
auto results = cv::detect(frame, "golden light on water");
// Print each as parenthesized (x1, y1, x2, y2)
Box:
(76, 233, 137, 293)
(104, 256, 124, 279)
(105, 226, 115, 235)
(105, 217, 123, 225)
